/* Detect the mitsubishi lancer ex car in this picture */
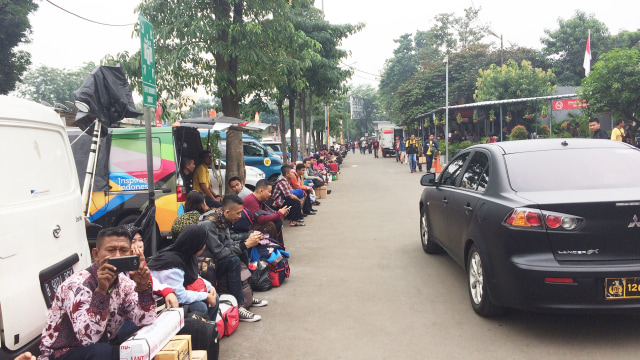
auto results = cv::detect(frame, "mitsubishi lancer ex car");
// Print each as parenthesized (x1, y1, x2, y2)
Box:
(418, 138, 640, 316)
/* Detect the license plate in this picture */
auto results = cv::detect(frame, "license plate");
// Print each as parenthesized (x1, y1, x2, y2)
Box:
(41, 267, 74, 308)
(605, 277, 640, 300)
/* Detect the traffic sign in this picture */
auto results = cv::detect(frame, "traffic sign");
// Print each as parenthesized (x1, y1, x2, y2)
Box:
(139, 15, 157, 107)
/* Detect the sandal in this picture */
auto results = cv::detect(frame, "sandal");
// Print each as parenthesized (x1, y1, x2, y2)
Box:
(290, 221, 306, 227)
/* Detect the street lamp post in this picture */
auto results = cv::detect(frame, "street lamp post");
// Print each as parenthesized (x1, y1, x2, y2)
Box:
(444, 55, 449, 164)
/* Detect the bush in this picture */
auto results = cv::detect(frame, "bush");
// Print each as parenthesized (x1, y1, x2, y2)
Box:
(538, 124, 550, 136)
(510, 125, 528, 140)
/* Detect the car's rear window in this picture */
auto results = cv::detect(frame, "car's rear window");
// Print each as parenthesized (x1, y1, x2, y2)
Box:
(505, 147, 640, 191)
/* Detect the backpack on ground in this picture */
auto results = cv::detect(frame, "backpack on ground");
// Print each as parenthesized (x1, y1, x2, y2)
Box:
(216, 294, 239, 337)
(269, 258, 290, 287)
(179, 312, 219, 360)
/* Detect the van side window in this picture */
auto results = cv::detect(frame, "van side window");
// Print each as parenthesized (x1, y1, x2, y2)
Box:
(1, 126, 74, 206)
(109, 137, 162, 172)
(243, 142, 265, 157)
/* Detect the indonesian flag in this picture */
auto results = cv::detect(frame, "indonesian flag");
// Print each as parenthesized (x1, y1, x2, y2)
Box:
(583, 31, 591, 77)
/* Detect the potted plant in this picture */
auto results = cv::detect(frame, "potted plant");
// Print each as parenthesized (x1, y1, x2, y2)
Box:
(473, 110, 479, 123)
(524, 113, 534, 120)
(456, 112, 462, 124)
(489, 109, 496, 122)
(540, 105, 548, 118)
(505, 111, 512, 122)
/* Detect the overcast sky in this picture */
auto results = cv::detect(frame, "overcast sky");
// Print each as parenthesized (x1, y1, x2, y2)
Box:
(22, 0, 640, 92)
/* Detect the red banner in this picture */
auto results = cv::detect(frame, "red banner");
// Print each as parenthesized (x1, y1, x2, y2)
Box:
(552, 99, 588, 111)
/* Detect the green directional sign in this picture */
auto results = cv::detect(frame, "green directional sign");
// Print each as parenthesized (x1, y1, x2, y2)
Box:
(139, 15, 157, 108)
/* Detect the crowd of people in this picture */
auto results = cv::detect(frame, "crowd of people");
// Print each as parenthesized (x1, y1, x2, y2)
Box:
(32, 147, 347, 360)
(348, 135, 441, 174)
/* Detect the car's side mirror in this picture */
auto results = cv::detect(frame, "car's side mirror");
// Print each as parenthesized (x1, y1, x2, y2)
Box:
(420, 173, 436, 186)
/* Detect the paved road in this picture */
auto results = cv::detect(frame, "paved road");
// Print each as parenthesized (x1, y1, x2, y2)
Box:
(220, 152, 640, 359)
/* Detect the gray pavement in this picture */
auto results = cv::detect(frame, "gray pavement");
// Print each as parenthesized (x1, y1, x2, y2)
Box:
(220, 151, 640, 359)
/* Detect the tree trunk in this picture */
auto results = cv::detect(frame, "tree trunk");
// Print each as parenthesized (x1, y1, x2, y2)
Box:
(299, 92, 307, 158)
(309, 91, 315, 152)
(277, 99, 289, 164)
(214, 0, 245, 193)
(288, 95, 298, 163)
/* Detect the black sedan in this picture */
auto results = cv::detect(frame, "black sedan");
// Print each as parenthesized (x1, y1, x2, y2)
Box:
(419, 138, 640, 316)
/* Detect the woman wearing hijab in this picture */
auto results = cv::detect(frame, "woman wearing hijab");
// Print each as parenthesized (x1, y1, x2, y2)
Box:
(148, 225, 218, 319)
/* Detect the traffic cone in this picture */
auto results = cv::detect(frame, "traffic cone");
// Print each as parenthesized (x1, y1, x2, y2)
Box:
(434, 156, 442, 173)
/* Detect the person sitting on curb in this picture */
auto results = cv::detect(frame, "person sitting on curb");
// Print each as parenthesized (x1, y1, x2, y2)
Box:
(171, 191, 210, 240)
(268, 165, 307, 226)
(199, 195, 267, 321)
(39, 227, 156, 360)
(228, 176, 253, 199)
(193, 150, 222, 208)
(148, 225, 219, 319)
(291, 163, 320, 208)
(302, 158, 325, 190)
(242, 179, 288, 246)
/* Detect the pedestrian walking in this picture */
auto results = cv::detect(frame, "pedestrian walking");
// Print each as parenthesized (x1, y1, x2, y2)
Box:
(423, 134, 440, 173)
(373, 138, 380, 158)
(406, 135, 420, 173)
(395, 137, 401, 163)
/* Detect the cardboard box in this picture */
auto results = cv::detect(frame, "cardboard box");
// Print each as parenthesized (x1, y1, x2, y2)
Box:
(171, 335, 191, 355)
(155, 339, 190, 360)
(120, 308, 184, 360)
(191, 351, 207, 360)
(316, 186, 327, 199)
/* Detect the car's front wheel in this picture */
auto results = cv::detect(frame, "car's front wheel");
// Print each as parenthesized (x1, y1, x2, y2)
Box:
(467, 245, 504, 317)
(420, 207, 442, 254)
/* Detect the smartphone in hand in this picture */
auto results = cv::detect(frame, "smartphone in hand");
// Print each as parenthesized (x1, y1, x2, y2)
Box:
(108, 255, 140, 272)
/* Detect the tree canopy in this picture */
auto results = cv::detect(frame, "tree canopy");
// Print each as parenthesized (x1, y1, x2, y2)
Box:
(541, 10, 610, 86)
(0, 0, 38, 94)
(15, 63, 96, 104)
(579, 48, 640, 138)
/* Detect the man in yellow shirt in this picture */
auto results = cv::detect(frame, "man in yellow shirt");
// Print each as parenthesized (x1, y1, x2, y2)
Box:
(611, 119, 625, 141)
(193, 150, 222, 208)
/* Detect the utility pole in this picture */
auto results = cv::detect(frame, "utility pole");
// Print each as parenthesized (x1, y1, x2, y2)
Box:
(444, 55, 449, 164)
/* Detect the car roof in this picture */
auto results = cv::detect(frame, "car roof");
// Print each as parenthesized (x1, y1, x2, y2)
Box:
(479, 138, 633, 155)
(0, 96, 64, 128)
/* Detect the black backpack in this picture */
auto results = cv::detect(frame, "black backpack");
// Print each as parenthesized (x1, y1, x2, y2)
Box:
(179, 312, 219, 360)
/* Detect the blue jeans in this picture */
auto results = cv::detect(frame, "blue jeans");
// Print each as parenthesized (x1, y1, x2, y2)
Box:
(408, 154, 417, 171)
(187, 298, 219, 320)
(395, 150, 400, 162)
(216, 256, 244, 305)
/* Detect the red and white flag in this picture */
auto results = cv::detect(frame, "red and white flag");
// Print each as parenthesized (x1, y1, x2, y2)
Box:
(583, 30, 591, 77)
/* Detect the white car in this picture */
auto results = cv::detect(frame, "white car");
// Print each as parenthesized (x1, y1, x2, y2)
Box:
(209, 159, 265, 196)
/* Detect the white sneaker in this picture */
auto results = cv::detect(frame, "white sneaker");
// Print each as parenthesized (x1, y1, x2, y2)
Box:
(252, 298, 268, 307)
(239, 307, 261, 322)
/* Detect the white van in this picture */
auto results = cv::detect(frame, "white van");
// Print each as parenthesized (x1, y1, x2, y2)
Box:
(0, 96, 92, 359)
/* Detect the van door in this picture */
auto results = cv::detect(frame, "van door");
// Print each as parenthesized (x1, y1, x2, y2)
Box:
(0, 120, 91, 353)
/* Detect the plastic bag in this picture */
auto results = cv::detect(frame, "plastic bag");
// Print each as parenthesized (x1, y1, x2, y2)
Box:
(249, 260, 272, 292)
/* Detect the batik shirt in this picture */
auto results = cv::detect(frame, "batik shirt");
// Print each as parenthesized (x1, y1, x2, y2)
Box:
(269, 175, 294, 208)
(39, 263, 156, 360)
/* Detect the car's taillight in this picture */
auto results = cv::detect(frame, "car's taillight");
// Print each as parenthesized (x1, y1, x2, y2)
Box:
(177, 186, 187, 202)
(504, 208, 583, 231)
(505, 208, 542, 228)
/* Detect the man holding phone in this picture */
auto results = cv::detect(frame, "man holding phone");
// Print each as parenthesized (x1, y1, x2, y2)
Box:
(39, 227, 157, 360)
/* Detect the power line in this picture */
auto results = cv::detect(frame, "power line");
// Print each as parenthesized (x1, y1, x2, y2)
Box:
(45, 0, 136, 27)
(340, 62, 380, 78)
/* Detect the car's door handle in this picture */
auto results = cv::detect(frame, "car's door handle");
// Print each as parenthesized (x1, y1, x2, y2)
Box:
(464, 204, 473, 212)
(442, 198, 448, 205)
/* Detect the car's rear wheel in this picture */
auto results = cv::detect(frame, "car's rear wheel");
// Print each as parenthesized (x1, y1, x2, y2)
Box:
(420, 207, 442, 254)
(467, 245, 504, 317)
